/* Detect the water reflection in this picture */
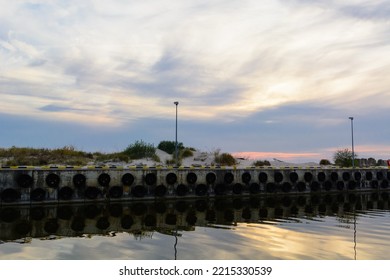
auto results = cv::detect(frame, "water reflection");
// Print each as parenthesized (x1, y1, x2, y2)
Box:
(1, 191, 390, 259)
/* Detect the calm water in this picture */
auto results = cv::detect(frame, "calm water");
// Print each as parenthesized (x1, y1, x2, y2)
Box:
(1, 191, 390, 260)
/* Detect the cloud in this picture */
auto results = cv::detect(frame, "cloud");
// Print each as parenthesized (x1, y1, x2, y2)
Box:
(0, 0, 390, 161)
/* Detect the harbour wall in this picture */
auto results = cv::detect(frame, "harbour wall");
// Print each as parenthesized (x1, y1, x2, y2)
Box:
(0, 166, 390, 204)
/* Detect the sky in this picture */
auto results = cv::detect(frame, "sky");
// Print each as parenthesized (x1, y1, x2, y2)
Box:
(1, 0, 390, 163)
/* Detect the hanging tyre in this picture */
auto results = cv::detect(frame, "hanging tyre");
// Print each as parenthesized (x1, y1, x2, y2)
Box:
(289, 172, 298, 183)
(73, 174, 86, 188)
(186, 172, 197, 184)
(259, 172, 268, 183)
(16, 174, 33, 188)
(317, 172, 326, 182)
(45, 173, 60, 188)
(274, 172, 283, 183)
(166, 172, 177, 185)
(304, 172, 313, 182)
(145, 173, 157, 186)
(98, 173, 111, 187)
(121, 173, 134, 186)
(224, 172, 234, 184)
(206, 172, 216, 184)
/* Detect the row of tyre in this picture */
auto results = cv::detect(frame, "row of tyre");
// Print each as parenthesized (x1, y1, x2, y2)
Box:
(1, 170, 389, 203)
(12, 170, 390, 189)
(1, 179, 389, 203)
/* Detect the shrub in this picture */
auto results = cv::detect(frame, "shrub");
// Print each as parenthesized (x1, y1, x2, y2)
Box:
(333, 148, 358, 167)
(157, 140, 184, 154)
(253, 160, 271, 167)
(180, 148, 194, 159)
(123, 140, 156, 159)
(319, 159, 331, 165)
(214, 152, 237, 166)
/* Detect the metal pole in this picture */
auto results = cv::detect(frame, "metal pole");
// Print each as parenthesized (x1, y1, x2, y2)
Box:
(349, 117, 355, 168)
(174, 101, 179, 166)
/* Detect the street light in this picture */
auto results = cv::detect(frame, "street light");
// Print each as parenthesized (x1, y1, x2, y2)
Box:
(349, 117, 355, 168)
(174, 101, 179, 166)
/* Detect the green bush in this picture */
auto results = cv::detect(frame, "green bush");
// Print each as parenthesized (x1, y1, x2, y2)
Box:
(180, 148, 194, 159)
(214, 152, 237, 166)
(319, 159, 331, 165)
(123, 140, 156, 159)
(157, 140, 184, 154)
(333, 148, 358, 167)
(253, 160, 271, 167)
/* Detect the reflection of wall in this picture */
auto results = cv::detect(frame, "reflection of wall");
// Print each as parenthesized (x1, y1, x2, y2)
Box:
(1, 191, 389, 242)
(1, 167, 390, 204)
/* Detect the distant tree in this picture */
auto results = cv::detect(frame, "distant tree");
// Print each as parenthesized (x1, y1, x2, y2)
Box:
(157, 140, 184, 154)
(333, 148, 357, 167)
(319, 159, 331, 165)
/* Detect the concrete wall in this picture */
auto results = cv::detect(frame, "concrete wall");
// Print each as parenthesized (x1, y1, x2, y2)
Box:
(1, 166, 390, 205)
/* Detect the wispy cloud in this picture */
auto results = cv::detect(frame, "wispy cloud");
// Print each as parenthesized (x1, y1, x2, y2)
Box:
(1, 0, 390, 159)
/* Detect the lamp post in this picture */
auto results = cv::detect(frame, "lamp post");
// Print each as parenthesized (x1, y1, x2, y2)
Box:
(174, 101, 179, 166)
(349, 117, 355, 168)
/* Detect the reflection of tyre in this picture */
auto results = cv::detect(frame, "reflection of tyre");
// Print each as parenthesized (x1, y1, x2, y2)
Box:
(214, 184, 225, 195)
(85, 187, 101, 199)
(266, 183, 276, 193)
(249, 183, 260, 194)
(108, 186, 123, 198)
(31, 188, 46, 201)
(324, 181, 332, 191)
(176, 184, 188, 196)
(1, 188, 21, 202)
(232, 183, 242, 194)
(282, 182, 292, 193)
(58, 187, 73, 200)
(132, 185, 146, 197)
(155, 185, 167, 197)
(195, 184, 208, 196)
